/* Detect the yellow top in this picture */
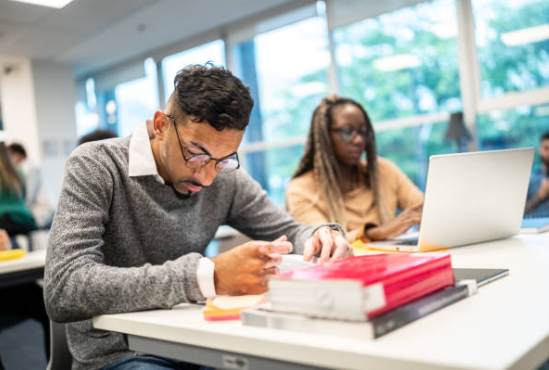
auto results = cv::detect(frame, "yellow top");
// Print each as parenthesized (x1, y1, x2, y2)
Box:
(286, 157, 423, 242)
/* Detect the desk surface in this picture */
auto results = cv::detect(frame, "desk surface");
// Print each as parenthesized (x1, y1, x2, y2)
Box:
(94, 233, 549, 370)
(0, 249, 46, 275)
(0, 249, 46, 288)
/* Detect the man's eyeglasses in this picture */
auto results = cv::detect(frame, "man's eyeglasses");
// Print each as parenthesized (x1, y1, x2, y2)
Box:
(166, 114, 240, 172)
(330, 127, 370, 143)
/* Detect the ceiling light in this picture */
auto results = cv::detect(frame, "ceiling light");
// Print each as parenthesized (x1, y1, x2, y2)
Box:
(501, 24, 549, 47)
(373, 54, 421, 72)
(7, 0, 74, 9)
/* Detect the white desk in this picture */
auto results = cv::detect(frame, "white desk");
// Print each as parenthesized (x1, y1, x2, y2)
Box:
(0, 249, 46, 289)
(94, 234, 549, 370)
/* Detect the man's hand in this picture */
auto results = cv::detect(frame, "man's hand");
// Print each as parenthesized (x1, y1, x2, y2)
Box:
(303, 226, 353, 263)
(537, 178, 549, 200)
(367, 203, 423, 241)
(210, 236, 292, 295)
(0, 230, 9, 251)
(526, 179, 549, 211)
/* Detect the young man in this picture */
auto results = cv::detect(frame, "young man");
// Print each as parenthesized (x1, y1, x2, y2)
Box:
(525, 131, 549, 218)
(44, 64, 352, 370)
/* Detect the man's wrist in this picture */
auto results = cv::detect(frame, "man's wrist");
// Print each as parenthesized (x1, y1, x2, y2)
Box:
(196, 257, 217, 298)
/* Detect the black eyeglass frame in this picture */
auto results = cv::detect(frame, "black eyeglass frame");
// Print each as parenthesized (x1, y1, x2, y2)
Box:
(330, 127, 371, 143)
(165, 114, 240, 172)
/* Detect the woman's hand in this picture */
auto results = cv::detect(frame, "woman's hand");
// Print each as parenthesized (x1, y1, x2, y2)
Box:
(366, 204, 423, 241)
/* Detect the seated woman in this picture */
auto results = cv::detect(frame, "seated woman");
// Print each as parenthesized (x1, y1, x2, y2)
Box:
(0, 141, 36, 237)
(286, 95, 423, 243)
(0, 142, 48, 369)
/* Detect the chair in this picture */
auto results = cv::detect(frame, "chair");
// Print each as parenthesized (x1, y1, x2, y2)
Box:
(46, 320, 72, 370)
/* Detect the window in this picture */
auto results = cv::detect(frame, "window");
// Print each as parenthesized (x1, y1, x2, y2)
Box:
(473, 0, 549, 98)
(329, 0, 461, 185)
(478, 103, 549, 166)
(244, 144, 305, 205)
(332, 0, 462, 123)
(376, 121, 454, 190)
(234, 16, 330, 144)
(114, 58, 159, 137)
(232, 8, 330, 204)
(74, 78, 100, 137)
(161, 40, 226, 102)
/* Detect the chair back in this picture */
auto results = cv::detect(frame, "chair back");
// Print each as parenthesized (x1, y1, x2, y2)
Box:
(46, 320, 72, 370)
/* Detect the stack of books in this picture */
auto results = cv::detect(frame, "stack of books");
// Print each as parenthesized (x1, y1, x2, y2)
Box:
(242, 253, 478, 339)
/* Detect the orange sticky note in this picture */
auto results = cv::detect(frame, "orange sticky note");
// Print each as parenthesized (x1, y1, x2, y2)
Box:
(203, 295, 265, 321)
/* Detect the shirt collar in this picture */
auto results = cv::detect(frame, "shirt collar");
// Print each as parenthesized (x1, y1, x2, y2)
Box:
(128, 121, 165, 184)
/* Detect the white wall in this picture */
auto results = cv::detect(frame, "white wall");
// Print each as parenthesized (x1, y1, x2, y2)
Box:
(0, 58, 41, 161)
(0, 58, 77, 207)
(32, 61, 77, 205)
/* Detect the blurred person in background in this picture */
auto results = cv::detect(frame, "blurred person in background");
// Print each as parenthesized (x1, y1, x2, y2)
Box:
(8, 143, 54, 229)
(77, 128, 117, 146)
(287, 95, 424, 243)
(0, 136, 49, 370)
(524, 131, 549, 218)
(0, 138, 36, 236)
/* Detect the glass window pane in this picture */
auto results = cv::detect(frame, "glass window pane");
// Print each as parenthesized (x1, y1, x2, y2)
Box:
(473, 0, 549, 98)
(478, 103, 549, 167)
(161, 40, 225, 102)
(376, 122, 456, 189)
(245, 144, 305, 205)
(333, 0, 462, 122)
(233, 16, 330, 144)
(114, 58, 159, 137)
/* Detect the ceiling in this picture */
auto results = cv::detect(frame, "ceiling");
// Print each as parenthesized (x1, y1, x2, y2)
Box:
(0, 0, 301, 76)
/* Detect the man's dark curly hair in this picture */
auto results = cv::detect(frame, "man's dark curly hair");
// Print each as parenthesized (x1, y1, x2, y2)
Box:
(173, 63, 254, 131)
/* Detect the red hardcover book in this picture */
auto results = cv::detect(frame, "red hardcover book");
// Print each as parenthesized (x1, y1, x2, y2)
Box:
(268, 253, 454, 321)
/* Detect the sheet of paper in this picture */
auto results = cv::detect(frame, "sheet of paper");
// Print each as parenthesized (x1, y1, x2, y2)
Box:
(278, 254, 317, 274)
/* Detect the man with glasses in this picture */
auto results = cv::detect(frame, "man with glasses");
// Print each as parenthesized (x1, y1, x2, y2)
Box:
(44, 64, 352, 370)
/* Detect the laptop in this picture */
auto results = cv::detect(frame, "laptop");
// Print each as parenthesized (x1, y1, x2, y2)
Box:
(366, 148, 534, 252)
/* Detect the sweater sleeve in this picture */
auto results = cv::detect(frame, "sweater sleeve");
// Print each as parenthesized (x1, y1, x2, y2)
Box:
(225, 170, 343, 255)
(382, 159, 424, 210)
(44, 148, 205, 323)
(286, 177, 331, 226)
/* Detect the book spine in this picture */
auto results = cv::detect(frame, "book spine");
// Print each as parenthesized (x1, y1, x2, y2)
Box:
(370, 281, 476, 338)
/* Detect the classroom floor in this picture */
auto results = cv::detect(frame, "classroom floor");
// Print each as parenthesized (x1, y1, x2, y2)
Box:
(0, 319, 47, 370)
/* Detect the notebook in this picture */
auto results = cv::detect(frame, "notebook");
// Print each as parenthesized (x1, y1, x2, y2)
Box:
(366, 148, 534, 252)
(520, 217, 549, 233)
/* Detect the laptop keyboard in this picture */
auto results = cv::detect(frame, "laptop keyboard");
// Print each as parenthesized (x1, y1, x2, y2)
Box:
(395, 238, 419, 246)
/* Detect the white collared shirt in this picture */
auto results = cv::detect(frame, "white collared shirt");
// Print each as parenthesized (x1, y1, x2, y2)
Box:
(128, 122, 216, 298)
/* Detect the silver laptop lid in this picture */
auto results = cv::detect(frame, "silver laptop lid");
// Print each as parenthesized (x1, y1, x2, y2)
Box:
(418, 148, 534, 249)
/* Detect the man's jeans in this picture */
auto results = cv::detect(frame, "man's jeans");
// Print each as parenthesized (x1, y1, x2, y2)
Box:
(102, 355, 213, 370)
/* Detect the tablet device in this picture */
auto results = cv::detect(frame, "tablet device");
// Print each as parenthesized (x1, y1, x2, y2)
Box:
(453, 268, 509, 287)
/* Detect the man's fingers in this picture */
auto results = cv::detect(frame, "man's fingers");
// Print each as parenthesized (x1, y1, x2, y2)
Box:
(331, 235, 353, 261)
(318, 227, 334, 263)
(303, 238, 316, 262)
(258, 241, 293, 255)
(262, 266, 279, 276)
(264, 253, 283, 268)
(273, 235, 288, 243)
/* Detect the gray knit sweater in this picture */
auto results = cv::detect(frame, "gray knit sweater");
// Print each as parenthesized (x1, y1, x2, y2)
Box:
(44, 136, 327, 370)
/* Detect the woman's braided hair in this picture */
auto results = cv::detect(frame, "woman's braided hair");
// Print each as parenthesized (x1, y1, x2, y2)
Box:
(292, 95, 390, 229)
